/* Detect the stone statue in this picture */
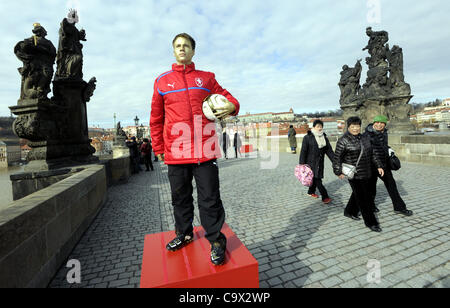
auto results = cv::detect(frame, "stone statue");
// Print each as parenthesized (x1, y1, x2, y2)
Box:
(339, 28, 416, 134)
(116, 122, 127, 137)
(387, 45, 411, 97)
(14, 23, 56, 100)
(387, 45, 404, 84)
(10, 11, 99, 171)
(55, 9, 86, 80)
(338, 59, 362, 106)
(363, 27, 389, 69)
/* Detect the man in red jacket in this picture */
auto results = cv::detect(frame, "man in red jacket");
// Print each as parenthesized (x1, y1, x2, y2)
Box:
(150, 33, 239, 266)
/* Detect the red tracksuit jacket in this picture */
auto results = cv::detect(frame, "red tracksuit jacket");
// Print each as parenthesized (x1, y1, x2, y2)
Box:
(150, 62, 240, 165)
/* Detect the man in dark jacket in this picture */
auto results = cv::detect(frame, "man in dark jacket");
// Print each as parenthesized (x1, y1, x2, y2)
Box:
(233, 130, 241, 158)
(364, 115, 413, 216)
(288, 125, 297, 154)
(221, 130, 230, 159)
(299, 120, 334, 204)
(126, 136, 141, 174)
(140, 138, 154, 171)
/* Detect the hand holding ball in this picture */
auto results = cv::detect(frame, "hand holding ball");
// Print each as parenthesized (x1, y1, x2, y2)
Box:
(202, 94, 235, 121)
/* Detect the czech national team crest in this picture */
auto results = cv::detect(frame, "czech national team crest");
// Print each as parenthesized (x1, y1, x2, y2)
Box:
(195, 78, 203, 87)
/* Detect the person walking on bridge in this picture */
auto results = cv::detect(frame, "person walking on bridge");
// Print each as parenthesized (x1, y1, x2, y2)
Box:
(364, 115, 413, 216)
(299, 120, 335, 204)
(333, 117, 385, 233)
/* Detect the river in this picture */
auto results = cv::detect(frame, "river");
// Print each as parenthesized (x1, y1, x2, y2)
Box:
(0, 165, 24, 210)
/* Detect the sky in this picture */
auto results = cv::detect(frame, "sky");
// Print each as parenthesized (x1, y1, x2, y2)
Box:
(1, 0, 449, 128)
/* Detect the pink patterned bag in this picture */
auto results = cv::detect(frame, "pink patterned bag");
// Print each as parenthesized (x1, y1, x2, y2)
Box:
(295, 164, 314, 187)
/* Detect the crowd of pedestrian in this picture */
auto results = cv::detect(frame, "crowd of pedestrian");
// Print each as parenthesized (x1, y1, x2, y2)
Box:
(125, 136, 157, 174)
(298, 115, 413, 233)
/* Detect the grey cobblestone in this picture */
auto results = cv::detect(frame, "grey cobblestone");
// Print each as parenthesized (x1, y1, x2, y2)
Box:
(321, 276, 343, 288)
(48, 154, 450, 288)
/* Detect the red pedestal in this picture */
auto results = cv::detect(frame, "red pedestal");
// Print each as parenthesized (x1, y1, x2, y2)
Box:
(140, 223, 259, 288)
(241, 145, 253, 153)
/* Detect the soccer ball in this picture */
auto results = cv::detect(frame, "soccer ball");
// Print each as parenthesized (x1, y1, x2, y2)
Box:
(202, 94, 232, 121)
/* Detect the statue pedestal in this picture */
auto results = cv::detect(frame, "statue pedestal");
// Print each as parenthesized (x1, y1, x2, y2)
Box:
(342, 95, 418, 134)
(140, 223, 259, 288)
(9, 78, 98, 172)
(113, 136, 129, 159)
(113, 146, 129, 159)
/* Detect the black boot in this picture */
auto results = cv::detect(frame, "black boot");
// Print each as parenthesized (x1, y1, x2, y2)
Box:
(166, 232, 194, 252)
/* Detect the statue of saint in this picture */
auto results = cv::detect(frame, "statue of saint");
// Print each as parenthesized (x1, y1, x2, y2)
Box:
(116, 122, 127, 137)
(55, 9, 86, 79)
(387, 45, 405, 85)
(338, 59, 362, 105)
(14, 23, 56, 100)
(363, 27, 389, 69)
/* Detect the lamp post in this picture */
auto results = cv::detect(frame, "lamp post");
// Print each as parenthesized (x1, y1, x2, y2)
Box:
(134, 115, 139, 138)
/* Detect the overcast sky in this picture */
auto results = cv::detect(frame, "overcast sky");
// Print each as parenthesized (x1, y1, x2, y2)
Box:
(1, 0, 449, 128)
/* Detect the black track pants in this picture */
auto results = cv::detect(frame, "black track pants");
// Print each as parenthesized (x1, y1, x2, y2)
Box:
(168, 160, 226, 244)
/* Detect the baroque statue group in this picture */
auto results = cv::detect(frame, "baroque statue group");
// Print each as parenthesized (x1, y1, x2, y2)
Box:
(338, 27, 416, 133)
(10, 10, 98, 171)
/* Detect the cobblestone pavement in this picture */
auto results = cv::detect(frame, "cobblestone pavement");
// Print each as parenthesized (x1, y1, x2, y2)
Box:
(49, 152, 450, 288)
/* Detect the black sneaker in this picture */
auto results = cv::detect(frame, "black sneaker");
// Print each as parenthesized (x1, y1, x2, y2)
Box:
(210, 240, 226, 266)
(369, 225, 382, 233)
(344, 211, 361, 221)
(395, 209, 413, 217)
(166, 233, 194, 252)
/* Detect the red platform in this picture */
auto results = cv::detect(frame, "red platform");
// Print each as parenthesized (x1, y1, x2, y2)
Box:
(140, 223, 259, 288)
(241, 145, 254, 153)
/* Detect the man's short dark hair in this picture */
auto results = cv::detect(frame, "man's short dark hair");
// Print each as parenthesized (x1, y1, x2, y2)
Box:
(313, 119, 324, 128)
(347, 116, 362, 127)
(173, 33, 196, 50)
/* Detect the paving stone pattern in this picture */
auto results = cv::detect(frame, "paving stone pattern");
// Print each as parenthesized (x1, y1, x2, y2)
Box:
(49, 153, 450, 288)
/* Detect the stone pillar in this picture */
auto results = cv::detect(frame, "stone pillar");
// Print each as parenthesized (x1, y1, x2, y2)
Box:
(9, 79, 98, 171)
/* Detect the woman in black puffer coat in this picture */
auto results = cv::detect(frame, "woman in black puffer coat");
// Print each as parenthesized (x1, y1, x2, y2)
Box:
(299, 120, 334, 204)
(333, 117, 385, 232)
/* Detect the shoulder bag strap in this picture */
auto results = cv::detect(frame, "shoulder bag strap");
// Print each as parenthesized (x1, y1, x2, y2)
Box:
(355, 140, 364, 168)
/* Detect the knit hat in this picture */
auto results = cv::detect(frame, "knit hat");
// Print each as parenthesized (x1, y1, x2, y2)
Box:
(373, 115, 388, 124)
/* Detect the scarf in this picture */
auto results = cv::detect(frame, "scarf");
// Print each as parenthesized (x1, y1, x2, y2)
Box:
(312, 130, 326, 149)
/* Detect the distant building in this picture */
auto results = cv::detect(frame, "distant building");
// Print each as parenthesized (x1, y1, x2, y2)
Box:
(91, 138, 103, 155)
(91, 135, 114, 157)
(0, 141, 7, 168)
(235, 109, 296, 124)
(415, 107, 450, 123)
(0, 140, 21, 167)
(308, 118, 341, 136)
(443, 98, 450, 106)
(21, 143, 31, 161)
(123, 125, 150, 139)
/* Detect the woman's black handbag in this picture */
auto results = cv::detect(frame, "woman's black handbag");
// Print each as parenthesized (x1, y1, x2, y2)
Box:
(389, 153, 401, 171)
